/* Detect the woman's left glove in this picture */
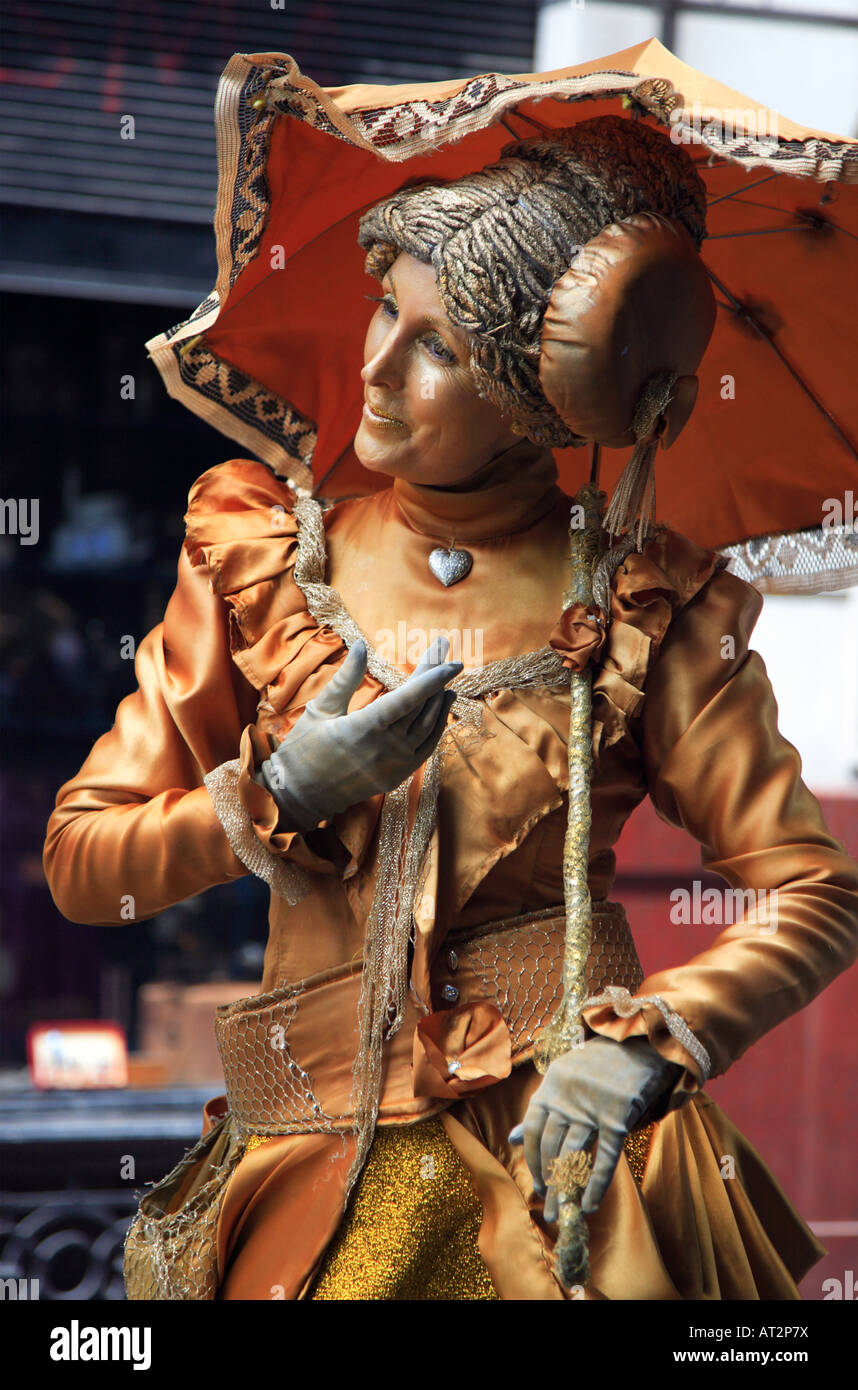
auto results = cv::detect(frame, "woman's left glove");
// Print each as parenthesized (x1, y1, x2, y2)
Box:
(509, 1034, 685, 1222)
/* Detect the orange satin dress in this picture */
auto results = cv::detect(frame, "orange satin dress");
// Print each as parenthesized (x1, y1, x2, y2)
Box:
(44, 439, 858, 1300)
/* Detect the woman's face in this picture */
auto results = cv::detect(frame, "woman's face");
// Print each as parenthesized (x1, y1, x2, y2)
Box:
(354, 251, 521, 487)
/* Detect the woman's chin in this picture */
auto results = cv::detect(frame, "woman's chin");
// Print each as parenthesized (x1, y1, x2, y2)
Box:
(354, 427, 409, 477)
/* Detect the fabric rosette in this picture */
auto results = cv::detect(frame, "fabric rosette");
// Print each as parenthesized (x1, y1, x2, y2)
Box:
(548, 601, 607, 672)
(411, 1001, 513, 1099)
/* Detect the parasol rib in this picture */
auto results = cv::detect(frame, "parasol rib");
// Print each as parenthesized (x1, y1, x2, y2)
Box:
(706, 173, 780, 206)
(706, 265, 858, 461)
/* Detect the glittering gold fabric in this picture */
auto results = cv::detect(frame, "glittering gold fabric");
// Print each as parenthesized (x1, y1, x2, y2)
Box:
(243, 1134, 273, 1155)
(624, 1122, 655, 1186)
(233, 1115, 653, 1302)
(307, 1118, 499, 1300)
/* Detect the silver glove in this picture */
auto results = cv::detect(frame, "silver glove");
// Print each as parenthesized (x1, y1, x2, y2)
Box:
(256, 635, 462, 833)
(509, 1034, 685, 1220)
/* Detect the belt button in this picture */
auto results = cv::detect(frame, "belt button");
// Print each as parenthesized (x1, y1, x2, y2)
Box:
(441, 984, 459, 1005)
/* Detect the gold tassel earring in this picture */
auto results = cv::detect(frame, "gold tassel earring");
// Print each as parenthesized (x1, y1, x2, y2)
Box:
(601, 370, 677, 551)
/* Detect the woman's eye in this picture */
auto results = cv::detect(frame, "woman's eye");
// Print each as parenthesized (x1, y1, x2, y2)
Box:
(365, 293, 456, 363)
(424, 335, 457, 364)
(365, 293, 398, 318)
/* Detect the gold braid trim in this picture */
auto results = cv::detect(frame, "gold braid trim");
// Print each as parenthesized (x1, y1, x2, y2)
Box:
(534, 482, 605, 1070)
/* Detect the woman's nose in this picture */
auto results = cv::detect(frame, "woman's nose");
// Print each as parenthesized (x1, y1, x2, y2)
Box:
(361, 330, 405, 389)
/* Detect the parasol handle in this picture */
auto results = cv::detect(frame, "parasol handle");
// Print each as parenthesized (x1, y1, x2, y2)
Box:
(534, 481, 606, 1292)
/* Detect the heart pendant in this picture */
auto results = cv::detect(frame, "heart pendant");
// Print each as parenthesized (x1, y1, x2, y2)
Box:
(428, 545, 473, 587)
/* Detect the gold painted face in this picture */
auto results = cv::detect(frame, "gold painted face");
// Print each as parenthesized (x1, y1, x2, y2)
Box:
(354, 251, 521, 488)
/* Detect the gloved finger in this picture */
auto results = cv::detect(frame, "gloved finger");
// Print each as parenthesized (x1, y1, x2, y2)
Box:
(388, 678, 446, 740)
(540, 1114, 569, 1190)
(414, 690, 456, 760)
(400, 686, 445, 742)
(258, 756, 282, 792)
(411, 635, 450, 676)
(521, 1106, 549, 1195)
(367, 662, 462, 729)
(581, 1125, 627, 1216)
(543, 1123, 597, 1225)
(306, 639, 368, 718)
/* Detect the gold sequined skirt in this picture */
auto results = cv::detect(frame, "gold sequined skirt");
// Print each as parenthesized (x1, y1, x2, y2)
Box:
(307, 1117, 498, 1299)
(302, 1114, 654, 1300)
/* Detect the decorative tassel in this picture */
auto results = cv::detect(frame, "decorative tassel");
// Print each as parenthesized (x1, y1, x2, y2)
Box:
(601, 370, 677, 551)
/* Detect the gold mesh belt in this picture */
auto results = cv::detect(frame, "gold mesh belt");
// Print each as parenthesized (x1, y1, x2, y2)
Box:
(215, 900, 643, 1138)
(446, 900, 643, 1056)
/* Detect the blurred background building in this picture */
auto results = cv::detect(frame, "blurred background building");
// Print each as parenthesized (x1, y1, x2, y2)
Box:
(1, 0, 856, 1300)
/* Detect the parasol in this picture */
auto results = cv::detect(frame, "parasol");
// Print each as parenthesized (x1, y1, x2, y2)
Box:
(145, 39, 858, 1292)
(148, 36, 858, 593)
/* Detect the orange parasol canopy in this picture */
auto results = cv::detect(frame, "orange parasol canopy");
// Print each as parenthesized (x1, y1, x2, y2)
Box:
(147, 38, 858, 592)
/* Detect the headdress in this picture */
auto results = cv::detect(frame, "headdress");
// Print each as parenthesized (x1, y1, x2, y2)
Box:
(359, 116, 706, 437)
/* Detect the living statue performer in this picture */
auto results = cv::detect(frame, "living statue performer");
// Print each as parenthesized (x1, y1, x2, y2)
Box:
(44, 108, 858, 1301)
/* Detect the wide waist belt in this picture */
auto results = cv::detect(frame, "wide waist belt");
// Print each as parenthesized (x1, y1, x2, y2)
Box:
(216, 900, 643, 1137)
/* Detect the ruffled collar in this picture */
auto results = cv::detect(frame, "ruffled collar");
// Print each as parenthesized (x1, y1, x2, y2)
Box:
(392, 437, 564, 543)
(185, 459, 728, 768)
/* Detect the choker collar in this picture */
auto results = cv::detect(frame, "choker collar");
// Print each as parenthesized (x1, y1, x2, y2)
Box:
(392, 438, 563, 543)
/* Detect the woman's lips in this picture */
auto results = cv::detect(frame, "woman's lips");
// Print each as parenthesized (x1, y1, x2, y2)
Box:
(363, 401, 406, 430)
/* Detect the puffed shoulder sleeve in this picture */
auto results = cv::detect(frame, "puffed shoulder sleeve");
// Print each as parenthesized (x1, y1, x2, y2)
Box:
(582, 542, 858, 1108)
(43, 461, 359, 925)
(183, 459, 386, 886)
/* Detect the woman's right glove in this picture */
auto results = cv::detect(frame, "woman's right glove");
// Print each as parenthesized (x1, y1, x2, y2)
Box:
(256, 635, 463, 833)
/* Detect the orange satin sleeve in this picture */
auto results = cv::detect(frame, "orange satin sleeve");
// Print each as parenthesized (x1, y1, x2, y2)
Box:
(582, 563, 858, 1101)
(43, 541, 350, 926)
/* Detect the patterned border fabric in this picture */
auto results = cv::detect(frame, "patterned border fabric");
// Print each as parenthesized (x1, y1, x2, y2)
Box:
(719, 523, 858, 595)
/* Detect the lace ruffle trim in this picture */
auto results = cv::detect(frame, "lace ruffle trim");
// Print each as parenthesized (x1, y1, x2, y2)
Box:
(582, 983, 712, 1084)
(204, 758, 312, 906)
